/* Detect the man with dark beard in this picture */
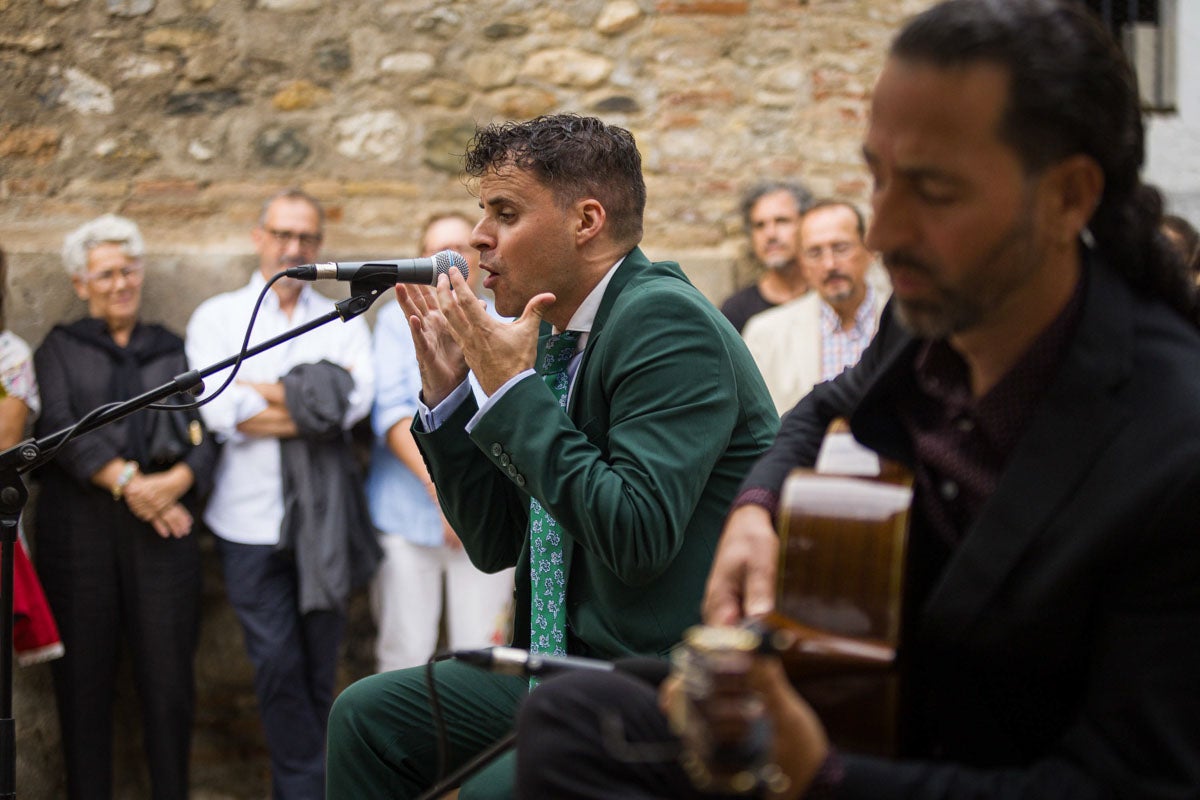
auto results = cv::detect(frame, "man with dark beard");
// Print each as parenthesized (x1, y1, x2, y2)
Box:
(512, 1, 1200, 798)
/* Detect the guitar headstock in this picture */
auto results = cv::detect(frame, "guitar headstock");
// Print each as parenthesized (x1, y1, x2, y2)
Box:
(667, 626, 789, 796)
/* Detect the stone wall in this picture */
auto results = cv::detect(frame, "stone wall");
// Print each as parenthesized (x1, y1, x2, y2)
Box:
(1, 0, 934, 796)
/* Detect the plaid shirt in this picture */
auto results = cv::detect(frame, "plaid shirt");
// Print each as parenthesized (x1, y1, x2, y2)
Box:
(819, 284, 880, 381)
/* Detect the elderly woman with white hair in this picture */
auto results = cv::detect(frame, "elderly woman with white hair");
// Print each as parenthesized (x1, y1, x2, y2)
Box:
(32, 213, 216, 800)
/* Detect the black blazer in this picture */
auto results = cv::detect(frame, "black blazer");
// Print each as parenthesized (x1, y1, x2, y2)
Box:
(743, 255, 1200, 798)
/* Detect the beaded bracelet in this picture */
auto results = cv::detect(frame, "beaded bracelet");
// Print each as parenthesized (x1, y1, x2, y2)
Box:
(111, 461, 138, 501)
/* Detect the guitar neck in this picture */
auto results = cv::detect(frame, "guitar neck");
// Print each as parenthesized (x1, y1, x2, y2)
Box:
(753, 612, 895, 682)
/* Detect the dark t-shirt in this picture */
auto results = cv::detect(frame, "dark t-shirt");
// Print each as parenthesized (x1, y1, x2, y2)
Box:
(719, 284, 774, 333)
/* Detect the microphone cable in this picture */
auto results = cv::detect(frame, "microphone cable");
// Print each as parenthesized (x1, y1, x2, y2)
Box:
(425, 650, 456, 784)
(416, 650, 517, 800)
(144, 271, 286, 412)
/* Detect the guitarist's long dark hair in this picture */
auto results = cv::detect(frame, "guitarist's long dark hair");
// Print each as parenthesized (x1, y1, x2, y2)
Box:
(891, 0, 1199, 328)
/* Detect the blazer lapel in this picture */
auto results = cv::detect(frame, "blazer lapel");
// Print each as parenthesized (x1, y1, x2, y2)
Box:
(558, 248, 650, 583)
(921, 259, 1136, 640)
(569, 247, 649, 405)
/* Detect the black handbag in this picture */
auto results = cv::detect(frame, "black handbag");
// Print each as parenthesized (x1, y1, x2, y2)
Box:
(143, 405, 205, 472)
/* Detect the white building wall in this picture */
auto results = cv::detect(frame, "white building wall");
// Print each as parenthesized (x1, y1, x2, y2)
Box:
(1145, 0, 1200, 222)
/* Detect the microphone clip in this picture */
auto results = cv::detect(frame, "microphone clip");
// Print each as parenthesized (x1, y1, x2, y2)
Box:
(334, 276, 395, 321)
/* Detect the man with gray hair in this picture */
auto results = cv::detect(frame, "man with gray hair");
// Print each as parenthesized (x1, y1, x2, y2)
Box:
(719, 181, 814, 333)
(185, 188, 376, 799)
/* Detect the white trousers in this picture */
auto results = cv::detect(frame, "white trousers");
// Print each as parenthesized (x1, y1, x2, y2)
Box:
(370, 535, 515, 673)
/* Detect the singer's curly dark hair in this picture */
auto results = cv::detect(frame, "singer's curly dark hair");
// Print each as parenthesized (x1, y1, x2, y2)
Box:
(463, 114, 646, 247)
(892, 0, 1199, 326)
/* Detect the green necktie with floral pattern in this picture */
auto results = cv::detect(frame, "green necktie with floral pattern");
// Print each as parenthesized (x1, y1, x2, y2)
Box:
(528, 330, 580, 685)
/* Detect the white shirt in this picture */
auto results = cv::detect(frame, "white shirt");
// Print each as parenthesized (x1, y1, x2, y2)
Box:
(185, 272, 374, 545)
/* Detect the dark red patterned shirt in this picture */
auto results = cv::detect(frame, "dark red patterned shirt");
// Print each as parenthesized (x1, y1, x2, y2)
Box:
(898, 277, 1085, 547)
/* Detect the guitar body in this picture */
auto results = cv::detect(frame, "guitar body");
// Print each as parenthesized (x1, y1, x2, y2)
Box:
(671, 425, 913, 791)
(770, 442, 913, 756)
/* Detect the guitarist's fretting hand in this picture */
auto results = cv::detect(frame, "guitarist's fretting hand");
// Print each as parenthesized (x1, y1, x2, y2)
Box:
(703, 504, 781, 625)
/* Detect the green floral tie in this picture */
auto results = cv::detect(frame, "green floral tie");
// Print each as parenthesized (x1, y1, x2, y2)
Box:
(528, 330, 581, 683)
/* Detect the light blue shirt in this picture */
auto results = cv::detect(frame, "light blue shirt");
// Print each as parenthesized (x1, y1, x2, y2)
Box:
(365, 300, 493, 546)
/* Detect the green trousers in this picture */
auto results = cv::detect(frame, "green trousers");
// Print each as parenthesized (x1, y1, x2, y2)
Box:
(326, 659, 528, 799)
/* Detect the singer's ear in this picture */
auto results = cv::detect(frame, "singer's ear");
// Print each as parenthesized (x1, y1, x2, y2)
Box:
(574, 198, 606, 247)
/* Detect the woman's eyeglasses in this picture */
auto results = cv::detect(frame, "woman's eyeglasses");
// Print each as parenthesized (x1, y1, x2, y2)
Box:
(87, 263, 145, 288)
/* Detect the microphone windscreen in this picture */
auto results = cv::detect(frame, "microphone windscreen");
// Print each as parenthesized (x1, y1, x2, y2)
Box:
(433, 249, 470, 281)
(612, 656, 672, 687)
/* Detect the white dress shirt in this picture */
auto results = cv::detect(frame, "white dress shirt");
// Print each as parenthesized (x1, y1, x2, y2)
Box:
(185, 272, 374, 545)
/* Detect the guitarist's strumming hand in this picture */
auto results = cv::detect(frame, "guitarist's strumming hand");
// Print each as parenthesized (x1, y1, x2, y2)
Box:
(703, 503, 781, 625)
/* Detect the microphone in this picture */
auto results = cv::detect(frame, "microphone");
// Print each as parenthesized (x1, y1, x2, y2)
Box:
(452, 646, 671, 686)
(284, 249, 469, 284)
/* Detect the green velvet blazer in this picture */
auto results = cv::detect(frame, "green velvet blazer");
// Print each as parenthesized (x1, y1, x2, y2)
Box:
(415, 247, 778, 659)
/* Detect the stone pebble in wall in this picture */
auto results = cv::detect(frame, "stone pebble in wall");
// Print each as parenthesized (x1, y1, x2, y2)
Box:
(335, 111, 408, 163)
(166, 90, 244, 116)
(255, 126, 311, 168)
(107, 0, 154, 16)
(56, 68, 115, 115)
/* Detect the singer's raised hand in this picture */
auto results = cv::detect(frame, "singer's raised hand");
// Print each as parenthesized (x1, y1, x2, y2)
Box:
(396, 282, 469, 407)
(435, 266, 556, 396)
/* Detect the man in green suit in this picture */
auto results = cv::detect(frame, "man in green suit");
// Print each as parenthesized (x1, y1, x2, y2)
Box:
(326, 114, 778, 798)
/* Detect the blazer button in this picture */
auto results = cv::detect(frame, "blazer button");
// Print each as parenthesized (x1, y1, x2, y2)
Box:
(499, 454, 511, 467)
(491, 443, 504, 457)
(515, 475, 526, 487)
(506, 464, 518, 477)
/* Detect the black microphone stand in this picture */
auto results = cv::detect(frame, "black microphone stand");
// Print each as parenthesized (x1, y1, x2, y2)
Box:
(415, 732, 516, 800)
(0, 277, 390, 797)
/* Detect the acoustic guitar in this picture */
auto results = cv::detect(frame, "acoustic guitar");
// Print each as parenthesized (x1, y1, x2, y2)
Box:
(672, 422, 913, 794)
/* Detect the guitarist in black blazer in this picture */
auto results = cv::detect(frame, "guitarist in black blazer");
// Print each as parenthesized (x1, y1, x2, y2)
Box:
(513, 2, 1200, 798)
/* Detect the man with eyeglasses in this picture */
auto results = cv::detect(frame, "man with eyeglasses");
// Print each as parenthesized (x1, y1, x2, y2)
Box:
(185, 188, 376, 799)
(742, 200, 887, 414)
